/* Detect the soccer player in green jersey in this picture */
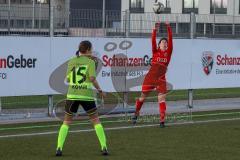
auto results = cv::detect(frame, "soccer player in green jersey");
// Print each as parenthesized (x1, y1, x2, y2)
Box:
(56, 40, 108, 156)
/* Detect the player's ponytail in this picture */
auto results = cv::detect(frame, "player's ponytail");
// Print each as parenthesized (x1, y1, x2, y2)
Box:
(75, 50, 80, 56)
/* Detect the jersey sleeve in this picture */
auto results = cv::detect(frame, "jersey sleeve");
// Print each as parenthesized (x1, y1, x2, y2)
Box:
(152, 28, 157, 54)
(89, 60, 96, 78)
(167, 24, 173, 54)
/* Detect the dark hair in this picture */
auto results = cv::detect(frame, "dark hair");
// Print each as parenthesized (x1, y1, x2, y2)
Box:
(158, 38, 168, 45)
(76, 40, 92, 56)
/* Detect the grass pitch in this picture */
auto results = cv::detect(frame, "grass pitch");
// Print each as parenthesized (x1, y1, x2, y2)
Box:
(0, 111, 240, 160)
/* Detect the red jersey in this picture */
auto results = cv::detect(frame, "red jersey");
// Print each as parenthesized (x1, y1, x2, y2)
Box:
(152, 24, 173, 66)
(146, 24, 173, 80)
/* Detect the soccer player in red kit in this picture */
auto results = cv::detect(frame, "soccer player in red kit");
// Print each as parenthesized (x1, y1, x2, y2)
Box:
(132, 22, 173, 128)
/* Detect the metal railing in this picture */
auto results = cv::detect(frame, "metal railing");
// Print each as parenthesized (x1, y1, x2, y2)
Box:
(0, 6, 240, 38)
(0, 5, 68, 36)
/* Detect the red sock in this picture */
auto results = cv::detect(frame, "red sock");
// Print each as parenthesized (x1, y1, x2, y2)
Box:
(135, 99, 144, 115)
(159, 102, 166, 122)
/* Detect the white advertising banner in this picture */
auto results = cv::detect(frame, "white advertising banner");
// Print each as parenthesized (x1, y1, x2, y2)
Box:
(0, 37, 52, 96)
(0, 37, 239, 97)
(191, 40, 240, 89)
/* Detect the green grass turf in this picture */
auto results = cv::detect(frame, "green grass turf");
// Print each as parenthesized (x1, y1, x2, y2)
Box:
(0, 109, 239, 130)
(0, 118, 239, 160)
(1, 88, 240, 109)
(1, 95, 65, 109)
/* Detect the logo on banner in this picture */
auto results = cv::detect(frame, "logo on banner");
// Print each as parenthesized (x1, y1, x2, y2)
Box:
(0, 54, 37, 80)
(202, 51, 214, 75)
(102, 41, 154, 67)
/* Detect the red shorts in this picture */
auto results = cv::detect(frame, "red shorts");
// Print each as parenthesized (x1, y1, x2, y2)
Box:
(142, 63, 168, 94)
(142, 76, 167, 94)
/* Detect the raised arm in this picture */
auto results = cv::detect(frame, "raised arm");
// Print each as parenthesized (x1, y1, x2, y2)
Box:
(152, 25, 158, 53)
(166, 23, 173, 53)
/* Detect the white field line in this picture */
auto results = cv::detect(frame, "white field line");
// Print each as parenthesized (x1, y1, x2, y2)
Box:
(0, 112, 240, 131)
(0, 111, 240, 131)
(0, 117, 240, 139)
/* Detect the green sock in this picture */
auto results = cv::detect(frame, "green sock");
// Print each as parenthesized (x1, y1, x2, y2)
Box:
(94, 123, 107, 150)
(57, 124, 69, 150)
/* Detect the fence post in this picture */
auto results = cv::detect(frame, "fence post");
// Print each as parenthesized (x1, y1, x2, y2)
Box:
(140, 15, 143, 37)
(125, 9, 130, 37)
(32, 0, 35, 29)
(102, 0, 105, 29)
(0, 97, 2, 114)
(176, 15, 179, 35)
(213, 14, 215, 36)
(189, 13, 195, 109)
(124, 10, 130, 114)
(123, 92, 128, 112)
(232, 16, 235, 36)
(8, 0, 11, 34)
(105, 14, 108, 36)
(232, 24, 235, 36)
(188, 89, 193, 108)
(49, 6, 54, 37)
(203, 23, 206, 36)
(39, 3, 42, 30)
(190, 12, 196, 39)
(65, 0, 70, 29)
(48, 95, 53, 116)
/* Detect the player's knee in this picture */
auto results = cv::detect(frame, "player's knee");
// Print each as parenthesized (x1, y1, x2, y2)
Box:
(92, 118, 100, 125)
(139, 97, 145, 102)
(139, 92, 148, 102)
(89, 114, 100, 125)
(158, 94, 166, 102)
(63, 114, 73, 125)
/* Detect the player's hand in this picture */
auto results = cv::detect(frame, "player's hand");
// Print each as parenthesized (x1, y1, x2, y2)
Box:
(98, 90, 106, 99)
(165, 21, 170, 26)
(155, 22, 160, 29)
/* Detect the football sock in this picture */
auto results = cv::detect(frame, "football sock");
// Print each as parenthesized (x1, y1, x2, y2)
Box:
(159, 102, 166, 122)
(94, 123, 107, 150)
(135, 99, 144, 115)
(57, 124, 69, 150)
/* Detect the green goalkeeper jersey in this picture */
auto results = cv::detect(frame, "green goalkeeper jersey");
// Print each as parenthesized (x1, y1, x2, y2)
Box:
(66, 55, 96, 101)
